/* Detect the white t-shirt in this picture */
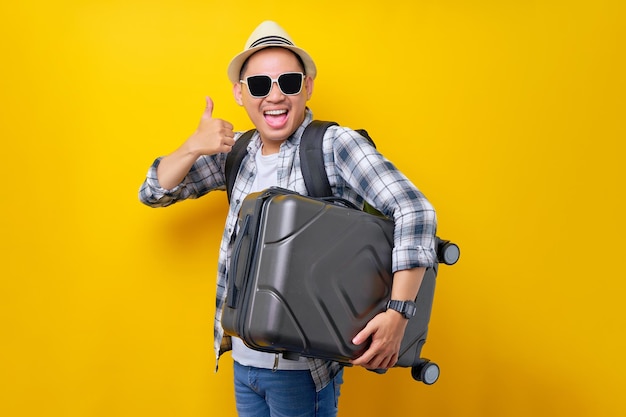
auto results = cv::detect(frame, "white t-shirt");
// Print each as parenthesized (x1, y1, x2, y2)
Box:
(231, 146, 310, 370)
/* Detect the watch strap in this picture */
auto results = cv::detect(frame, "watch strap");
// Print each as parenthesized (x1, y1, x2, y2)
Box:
(386, 299, 417, 319)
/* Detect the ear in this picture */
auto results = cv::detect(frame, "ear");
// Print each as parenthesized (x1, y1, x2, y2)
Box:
(233, 83, 243, 106)
(305, 76, 314, 100)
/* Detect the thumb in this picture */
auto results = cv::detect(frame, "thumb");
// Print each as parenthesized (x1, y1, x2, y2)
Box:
(202, 96, 214, 120)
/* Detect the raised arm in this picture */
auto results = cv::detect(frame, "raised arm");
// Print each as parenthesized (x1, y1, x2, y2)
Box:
(156, 97, 235, 190)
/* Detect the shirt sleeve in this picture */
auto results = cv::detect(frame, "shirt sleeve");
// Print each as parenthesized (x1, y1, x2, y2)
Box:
(138, 153, 227, 208)
(330, 127, 438, 271)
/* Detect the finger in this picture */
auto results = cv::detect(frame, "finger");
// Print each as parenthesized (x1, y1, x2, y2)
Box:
(368, 351, 396, 370)
(223, 136, 236, 147)
(350, 346, 375, 367)
(219, 125, 235, 143)
(378, 353, 397, 370)
(202, 96, 214, 120)
(352, 326, 372, 346)
(350, 355, 368, 367)
(221, 120, 234, 131)
(354, 353, 382, 370)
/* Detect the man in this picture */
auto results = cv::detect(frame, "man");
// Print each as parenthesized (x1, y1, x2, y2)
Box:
(139, 21, 437, 417)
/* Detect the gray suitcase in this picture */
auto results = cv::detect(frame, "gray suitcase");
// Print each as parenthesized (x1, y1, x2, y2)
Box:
(221, 187, 459, 384)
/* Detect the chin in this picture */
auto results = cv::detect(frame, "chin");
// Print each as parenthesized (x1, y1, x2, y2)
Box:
(260, 126, 295, 142)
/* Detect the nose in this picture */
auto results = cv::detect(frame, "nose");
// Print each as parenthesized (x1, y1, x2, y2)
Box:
(266, 80, 285, 101)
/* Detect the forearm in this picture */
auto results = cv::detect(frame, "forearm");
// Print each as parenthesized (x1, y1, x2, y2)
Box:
(139, 147, 225, 208)
(385, 267, 426, 323)
(156, 143, 201, 190)
(384, 267, 425, 332)
(390, 267, 426, 303)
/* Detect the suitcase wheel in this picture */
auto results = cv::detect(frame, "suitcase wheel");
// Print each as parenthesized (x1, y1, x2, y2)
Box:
(411, 359, 440, 385)
(436, 238, 460, 265)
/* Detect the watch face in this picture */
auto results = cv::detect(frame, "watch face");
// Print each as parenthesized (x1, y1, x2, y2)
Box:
(405, 302, 417, 318)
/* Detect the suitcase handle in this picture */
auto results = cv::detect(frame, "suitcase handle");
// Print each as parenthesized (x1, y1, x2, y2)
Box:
(319, 196, 360, 210)
(264, 186, 362, 212)
(228, 214, 252, 308)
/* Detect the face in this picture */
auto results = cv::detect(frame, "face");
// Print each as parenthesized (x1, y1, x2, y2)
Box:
(233, 48, 314, 150)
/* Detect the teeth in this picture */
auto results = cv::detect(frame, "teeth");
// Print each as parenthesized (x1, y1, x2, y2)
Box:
(264, 109, 287, 116)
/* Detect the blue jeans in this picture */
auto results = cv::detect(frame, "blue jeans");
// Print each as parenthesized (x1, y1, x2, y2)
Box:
(233, 361, 343, 417)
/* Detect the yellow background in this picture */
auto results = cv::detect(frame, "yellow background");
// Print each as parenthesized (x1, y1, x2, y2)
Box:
(1, 0, 624, 416)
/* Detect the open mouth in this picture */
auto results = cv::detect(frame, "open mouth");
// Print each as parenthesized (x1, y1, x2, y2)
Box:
(264, 109, 289, 128)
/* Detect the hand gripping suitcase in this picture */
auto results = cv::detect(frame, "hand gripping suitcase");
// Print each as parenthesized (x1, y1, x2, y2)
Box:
(221, 187, 459, 384)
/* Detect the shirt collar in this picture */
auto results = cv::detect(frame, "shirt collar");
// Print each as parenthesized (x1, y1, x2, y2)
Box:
(282, 107, 313, 151)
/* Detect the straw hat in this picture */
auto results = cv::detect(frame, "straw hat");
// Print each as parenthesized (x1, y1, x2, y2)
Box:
(227, 21, 317, 84)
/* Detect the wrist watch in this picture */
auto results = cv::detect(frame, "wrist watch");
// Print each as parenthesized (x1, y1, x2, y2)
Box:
(386, 299, 417, 319)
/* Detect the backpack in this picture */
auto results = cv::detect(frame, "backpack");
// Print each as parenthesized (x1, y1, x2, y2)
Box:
(224, 120, 379, 213)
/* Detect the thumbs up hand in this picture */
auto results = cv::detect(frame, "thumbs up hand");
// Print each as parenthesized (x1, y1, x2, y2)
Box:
(189, 96, 235, 156)
(155, 97, 236, 190)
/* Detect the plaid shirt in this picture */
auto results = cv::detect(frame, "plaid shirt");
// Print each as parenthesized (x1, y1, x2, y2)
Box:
(139, 109, 437, 391)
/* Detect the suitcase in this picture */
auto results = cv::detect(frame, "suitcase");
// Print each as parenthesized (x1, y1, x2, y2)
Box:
(221, 187, 459, 384)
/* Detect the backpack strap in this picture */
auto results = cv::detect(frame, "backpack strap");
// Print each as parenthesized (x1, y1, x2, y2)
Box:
(226, 121, 377, 202)
(299, 120, 338, 198)
(225, 129, 256, 203)
(299, 121, 376, 198)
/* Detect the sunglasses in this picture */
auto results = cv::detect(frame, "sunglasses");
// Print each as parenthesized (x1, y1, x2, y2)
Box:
(240, 72, 305, 98)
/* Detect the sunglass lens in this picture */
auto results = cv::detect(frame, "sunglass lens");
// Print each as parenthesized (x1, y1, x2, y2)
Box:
(247, 75, 272, 97)
(278, 73, 303, 95)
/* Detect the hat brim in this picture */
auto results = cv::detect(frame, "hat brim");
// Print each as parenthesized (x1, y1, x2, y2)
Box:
(227, 44, 317, 85)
